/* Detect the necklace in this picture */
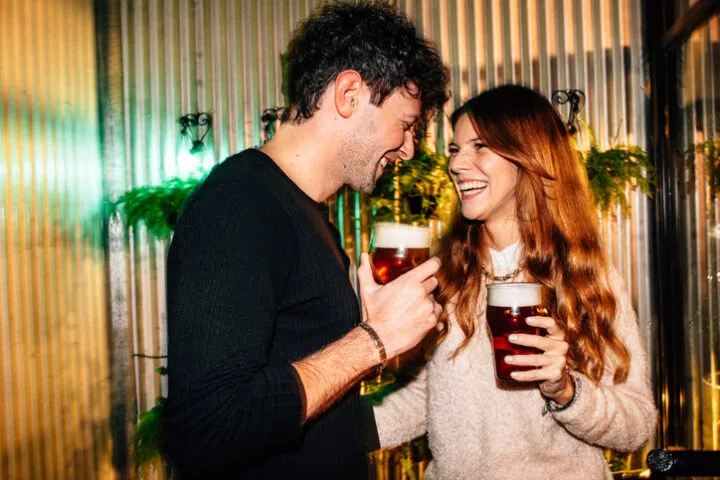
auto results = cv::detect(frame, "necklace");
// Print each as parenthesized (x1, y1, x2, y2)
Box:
(481, 266, 522, 282)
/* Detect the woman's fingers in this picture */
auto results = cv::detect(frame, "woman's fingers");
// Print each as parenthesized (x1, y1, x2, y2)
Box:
(509, 366, 565, 383)
(504, 353, 556, 367)
(504, 316, 570, 385)
(508, 333, 569, 356)
(526, 315, 564, 339)
(506, 322, 568, 383)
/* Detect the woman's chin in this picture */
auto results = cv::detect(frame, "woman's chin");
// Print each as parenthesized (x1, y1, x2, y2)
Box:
(461, 208, 485, 222)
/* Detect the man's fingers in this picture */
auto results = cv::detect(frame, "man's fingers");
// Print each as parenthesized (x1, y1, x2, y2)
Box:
(401, 256, 441, 282)
(422, 276, 438, 294)
(356, 253, 379, 297)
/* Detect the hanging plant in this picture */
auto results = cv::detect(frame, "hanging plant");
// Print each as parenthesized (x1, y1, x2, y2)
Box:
(580, 131, 656, 214)
(368, 143, 456, 226)
(686, 139, 720, 196)
(132, 395, 167, 475)
(113, 176, 205, 239)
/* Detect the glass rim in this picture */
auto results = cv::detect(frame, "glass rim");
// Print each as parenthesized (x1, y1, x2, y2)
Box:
(486, 281, 543, 289)
(373, 221, 431, 232)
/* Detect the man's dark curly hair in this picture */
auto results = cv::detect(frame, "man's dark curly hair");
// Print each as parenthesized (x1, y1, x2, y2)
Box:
(283, 0, 449, 123)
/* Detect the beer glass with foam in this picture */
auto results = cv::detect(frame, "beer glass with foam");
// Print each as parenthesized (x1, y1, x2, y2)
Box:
(370, 222, 432, 285)
(360, 222, 432, 396)
(486, 282, 548, 381)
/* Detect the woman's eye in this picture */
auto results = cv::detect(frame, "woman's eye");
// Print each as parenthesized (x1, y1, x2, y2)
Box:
(448, 146, 459, 154)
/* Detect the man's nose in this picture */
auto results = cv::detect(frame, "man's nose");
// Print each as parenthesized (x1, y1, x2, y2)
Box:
(398, 130, 415, 161)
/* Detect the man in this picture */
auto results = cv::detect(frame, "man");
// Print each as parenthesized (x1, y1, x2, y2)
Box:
(163, 1, 449, 478)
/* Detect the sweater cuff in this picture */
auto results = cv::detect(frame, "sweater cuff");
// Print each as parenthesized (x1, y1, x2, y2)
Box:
(265, 365, 305, 438)
(289, 364, 308, 423)
(549, 370, 595, 425)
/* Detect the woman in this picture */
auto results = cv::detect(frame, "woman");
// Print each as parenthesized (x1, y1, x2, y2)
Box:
(373, 85, 657, 480)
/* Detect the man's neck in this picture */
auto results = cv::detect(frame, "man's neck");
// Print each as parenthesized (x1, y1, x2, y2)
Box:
(259, 119, 343, 203)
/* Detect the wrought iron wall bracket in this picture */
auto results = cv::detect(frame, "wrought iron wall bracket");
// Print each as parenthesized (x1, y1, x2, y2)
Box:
(179, 112, 213, 154)
(551, 89, 586, 135)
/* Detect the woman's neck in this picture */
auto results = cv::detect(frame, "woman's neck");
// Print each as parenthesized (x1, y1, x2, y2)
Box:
(483, 218, 520, 251)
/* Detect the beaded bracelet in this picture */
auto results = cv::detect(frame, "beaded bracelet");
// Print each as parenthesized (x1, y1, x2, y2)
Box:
(358, 322, 388, 374)
(542, 368, 582, 416)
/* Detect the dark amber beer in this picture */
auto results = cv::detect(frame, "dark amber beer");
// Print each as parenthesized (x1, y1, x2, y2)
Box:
(370, 222, 431, 285)
(486, 282, 548, 381)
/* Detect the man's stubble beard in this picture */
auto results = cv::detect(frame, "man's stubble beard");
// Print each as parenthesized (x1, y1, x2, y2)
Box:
(340, 117, 381, 194)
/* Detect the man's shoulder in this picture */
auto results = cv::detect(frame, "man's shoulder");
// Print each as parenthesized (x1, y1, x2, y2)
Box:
(203, 148, 276, 186)
(176, 150, 287, 225)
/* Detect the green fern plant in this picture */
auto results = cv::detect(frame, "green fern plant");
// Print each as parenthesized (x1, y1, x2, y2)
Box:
(583, 143, 655, 214)
(579, 125, 656, 214)
(113, 176, 205, 239)
(686, 139, 720, 196)
(368, 143, 456, 226)
(131, 394, 168, 476)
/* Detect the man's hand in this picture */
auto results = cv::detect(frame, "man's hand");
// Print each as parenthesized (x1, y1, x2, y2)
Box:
(357, 252, 442, 360)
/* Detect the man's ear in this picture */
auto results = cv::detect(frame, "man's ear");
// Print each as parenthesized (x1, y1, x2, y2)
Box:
(334, 70, 363, 118)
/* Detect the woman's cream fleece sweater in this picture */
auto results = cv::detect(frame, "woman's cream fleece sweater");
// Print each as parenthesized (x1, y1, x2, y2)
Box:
(373, 247, 657, 480)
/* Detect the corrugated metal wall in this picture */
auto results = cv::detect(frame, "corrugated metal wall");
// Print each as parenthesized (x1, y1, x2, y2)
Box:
(0, 0, 112, 479)
(116, 0, 654, 477)
(0, 0, 655, 478)
(674, 11, 720, 450)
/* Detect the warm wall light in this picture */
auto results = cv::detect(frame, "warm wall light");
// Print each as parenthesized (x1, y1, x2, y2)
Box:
(179, 112, 213, 154)
(551, 89, 585, 135)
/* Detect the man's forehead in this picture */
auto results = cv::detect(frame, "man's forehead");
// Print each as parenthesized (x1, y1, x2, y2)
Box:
(389, 87, 422, 113)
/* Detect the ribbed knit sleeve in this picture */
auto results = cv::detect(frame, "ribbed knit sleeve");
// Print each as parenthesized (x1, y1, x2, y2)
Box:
(551, 267, 658, 452)
(164, 179, 303, 475)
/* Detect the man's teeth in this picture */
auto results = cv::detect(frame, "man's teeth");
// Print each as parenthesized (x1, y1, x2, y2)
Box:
(459, 181, 488, 192)
(380, 159, 388, 169)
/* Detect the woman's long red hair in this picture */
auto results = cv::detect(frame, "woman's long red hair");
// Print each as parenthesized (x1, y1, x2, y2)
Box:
(436, 85, 630, 384)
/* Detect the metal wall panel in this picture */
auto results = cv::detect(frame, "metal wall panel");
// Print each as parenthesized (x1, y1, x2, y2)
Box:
(0, 0, 655, 478)
(116, 1, 654, 476)
(0, 0, 112, 479)
(113, 0, 653, 477)
(674, 12, 720, 450)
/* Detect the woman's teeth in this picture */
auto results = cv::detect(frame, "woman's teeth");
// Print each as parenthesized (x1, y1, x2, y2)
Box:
(459, 181, 488, 192)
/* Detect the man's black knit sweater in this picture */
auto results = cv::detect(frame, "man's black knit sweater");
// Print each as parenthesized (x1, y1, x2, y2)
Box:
(164, 149, 380, 479)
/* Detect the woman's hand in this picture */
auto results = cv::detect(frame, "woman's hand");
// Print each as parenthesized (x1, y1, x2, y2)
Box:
(504, 315, 574, 405)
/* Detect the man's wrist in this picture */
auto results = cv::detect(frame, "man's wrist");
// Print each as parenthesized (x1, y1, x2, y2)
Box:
(357, 322, 387, 374)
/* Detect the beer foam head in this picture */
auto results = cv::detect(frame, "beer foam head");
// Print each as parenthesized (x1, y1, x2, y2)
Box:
(373, 222, 431, 249)
(486, 282, 544, 307)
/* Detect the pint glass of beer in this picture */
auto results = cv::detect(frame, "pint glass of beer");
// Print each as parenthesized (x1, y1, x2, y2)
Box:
(486, 282, 548, 382)
(360, 222, 432, 396)
(370, 222, 431, 285)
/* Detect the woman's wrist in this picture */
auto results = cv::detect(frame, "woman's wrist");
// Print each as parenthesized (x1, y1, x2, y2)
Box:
(542, 369, 581, 416)
(548, 371, 575, 405)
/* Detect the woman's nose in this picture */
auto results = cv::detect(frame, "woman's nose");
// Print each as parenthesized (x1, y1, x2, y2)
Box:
(448, 152, 469, 175)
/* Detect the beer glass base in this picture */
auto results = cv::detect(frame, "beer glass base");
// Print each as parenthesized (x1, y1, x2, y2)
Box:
(360, 371, 397, 396)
